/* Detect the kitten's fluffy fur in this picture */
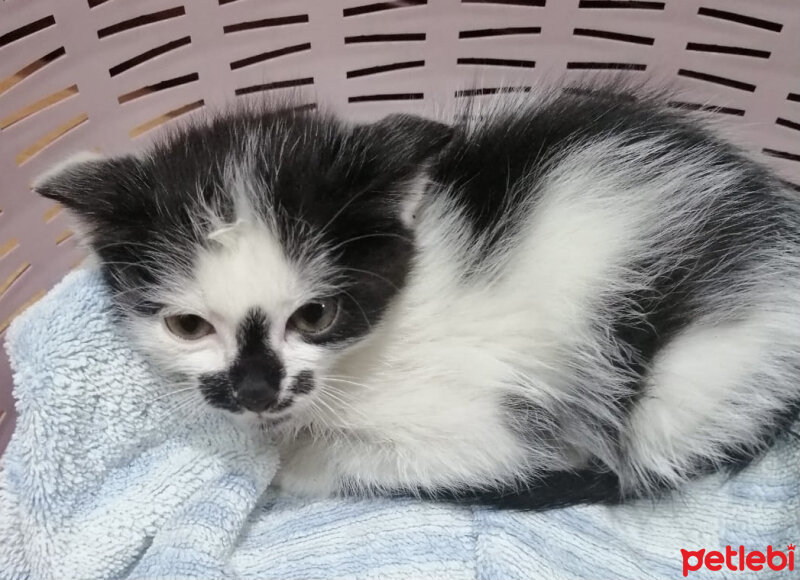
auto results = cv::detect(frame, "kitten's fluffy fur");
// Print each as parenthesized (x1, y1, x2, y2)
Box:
(36, 85, 800, 509)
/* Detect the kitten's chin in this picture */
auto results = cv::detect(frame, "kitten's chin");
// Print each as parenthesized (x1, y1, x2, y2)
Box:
(224, 407, 296, 434)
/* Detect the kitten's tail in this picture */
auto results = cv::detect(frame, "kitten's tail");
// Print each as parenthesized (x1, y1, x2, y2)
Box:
(410, 467, 630, 511)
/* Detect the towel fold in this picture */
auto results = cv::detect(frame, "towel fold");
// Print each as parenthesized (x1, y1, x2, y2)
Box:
(1, 269, 798, 580)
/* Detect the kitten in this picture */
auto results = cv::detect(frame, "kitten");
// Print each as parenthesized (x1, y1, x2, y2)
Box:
(35, 85, 800, 509)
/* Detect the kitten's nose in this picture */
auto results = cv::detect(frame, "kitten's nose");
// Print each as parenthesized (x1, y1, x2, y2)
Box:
(229, 340, 285, 414)
(235, 373, 280, 413)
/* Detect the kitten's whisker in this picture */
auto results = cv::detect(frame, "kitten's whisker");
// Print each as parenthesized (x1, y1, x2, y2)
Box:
(316, 386, 359, 407)
(152, 401, 192, 425)
(169, 394, 207, 431)
(319, 376, 377, 391)
(337, 267, 400, 291)
(150, 386, 196, 403)
(340, 289, 372, 331)
(318, 186, 374, 237)
(308, 391, 369, 425)
(89, 240, 164, 252)
(325, 233, 412, 256)
(315, 386, 373, 422)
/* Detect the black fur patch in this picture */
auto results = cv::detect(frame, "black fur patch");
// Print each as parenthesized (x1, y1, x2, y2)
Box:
(262, 113, 452, 345)
(235, 309, 277, 363)
(198, 371, 240, 413)
(197, 309, 289, 413)
(272, 397, 295, 412)
(385, 463, 634, 511)
(228, 309, 285, 413)
(425, 467, 627, 510)
(289, 370, 315, 395)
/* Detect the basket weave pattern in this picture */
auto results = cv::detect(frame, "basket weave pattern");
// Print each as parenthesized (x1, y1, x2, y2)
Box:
(1, 0, 798, 450)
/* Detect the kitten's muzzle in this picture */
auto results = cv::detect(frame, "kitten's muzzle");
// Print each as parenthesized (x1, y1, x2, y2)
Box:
(230, 355, 284, 413)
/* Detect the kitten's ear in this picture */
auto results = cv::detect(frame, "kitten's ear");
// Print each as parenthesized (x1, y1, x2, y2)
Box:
(366, 113, 454, 167)
(350, 114, 454, 228)
(33, 151, 144, 235)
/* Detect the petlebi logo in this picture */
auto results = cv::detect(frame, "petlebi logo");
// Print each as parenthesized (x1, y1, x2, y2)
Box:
(681, 544, 795, 577)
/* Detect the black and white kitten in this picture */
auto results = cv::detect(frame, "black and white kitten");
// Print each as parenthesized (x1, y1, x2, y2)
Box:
(35, 86, 800, 509)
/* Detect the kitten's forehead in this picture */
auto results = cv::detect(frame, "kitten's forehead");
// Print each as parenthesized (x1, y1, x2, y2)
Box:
(195, 220, 312, 322)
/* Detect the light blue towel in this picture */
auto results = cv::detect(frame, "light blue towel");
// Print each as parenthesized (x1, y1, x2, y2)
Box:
(1, 268, 798, 580)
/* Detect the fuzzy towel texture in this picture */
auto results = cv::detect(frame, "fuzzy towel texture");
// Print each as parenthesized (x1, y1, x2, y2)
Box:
(1, 268, 798, 580)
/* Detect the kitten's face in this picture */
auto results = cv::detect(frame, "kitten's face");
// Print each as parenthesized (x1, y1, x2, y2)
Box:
(35, 107, 452, 425)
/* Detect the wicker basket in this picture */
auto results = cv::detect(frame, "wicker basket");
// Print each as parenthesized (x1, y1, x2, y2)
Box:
(1, 0, 798, 451)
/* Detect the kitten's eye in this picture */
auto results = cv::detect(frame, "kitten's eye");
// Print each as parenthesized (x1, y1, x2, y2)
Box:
(164, 314, 215, 340)
(289, 298, 339, 336)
